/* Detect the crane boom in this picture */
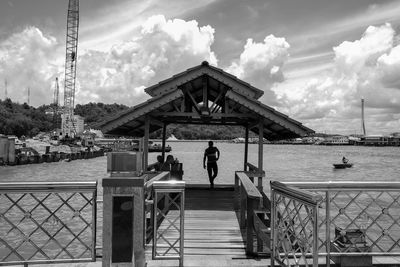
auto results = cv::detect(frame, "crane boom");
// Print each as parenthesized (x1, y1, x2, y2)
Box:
(62, 0, 79, 138)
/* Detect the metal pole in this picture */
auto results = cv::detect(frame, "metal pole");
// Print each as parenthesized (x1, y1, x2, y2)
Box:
(313, 205, 319, 267)
(179, 190, 185, 267)
(326, 191, 331, 267)
(270, 187, 276, 267)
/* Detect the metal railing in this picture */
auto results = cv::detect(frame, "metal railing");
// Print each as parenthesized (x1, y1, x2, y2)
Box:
(271, 181, 322, 267)
(285, 181, 400, 266)
(0, 181, 97, 266)
(152, 181, 185, 267)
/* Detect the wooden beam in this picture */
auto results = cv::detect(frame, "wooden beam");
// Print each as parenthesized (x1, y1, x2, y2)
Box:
(172, 102, 180, 112)
(244, 125, 249, 171)
(210, 85, 224, 113)
(185, 85, 201, 114)
(258, 120, 264, 192)
(148, 116, 164, 127)
(144, 116, 150, 170)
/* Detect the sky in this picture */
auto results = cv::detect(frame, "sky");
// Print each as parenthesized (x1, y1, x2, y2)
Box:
(1, 0, 400, 135)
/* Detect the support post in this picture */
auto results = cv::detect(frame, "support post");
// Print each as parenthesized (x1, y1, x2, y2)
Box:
(246, 197, 256, 255)
(144, 117, 150, 169)
(244, 125, 249, 171)
(258, 120, 264, 192)
(161, 123, 167, 161)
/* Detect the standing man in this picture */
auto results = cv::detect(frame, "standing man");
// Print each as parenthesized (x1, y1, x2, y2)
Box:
(203, 141, 220, 188)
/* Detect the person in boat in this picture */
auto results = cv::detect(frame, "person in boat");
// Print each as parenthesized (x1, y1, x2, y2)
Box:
(203, 141, 220, 188)
(342, 156, 349, 164)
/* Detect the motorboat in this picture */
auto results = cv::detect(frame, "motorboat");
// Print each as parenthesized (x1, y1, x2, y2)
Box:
(333, 163, 353, 169)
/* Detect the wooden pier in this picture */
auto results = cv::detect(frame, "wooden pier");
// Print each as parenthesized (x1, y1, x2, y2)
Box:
(146, 185, 270, 267)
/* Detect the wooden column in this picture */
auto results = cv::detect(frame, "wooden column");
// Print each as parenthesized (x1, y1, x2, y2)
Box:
(258, 120, 264, 192)
(144, 117, 150, 169)
(244, 125, 249, 171)
(161, 123, 167, 161)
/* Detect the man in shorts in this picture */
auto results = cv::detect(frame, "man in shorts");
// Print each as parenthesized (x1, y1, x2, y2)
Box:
(203, 141, 220, 188)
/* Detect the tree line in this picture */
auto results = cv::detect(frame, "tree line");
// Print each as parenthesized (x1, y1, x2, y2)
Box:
(0, 99, 247, 140)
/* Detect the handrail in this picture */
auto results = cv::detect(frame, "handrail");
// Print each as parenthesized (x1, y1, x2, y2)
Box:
(271, 181, 322, 205)
(235, 171, 262, 199)
(145, 171, 170, 190)
(245, 162, 265, 177)
(0, 181, 97, 192)
(284, 181, 400, 190)
(234, 171, 263, 256)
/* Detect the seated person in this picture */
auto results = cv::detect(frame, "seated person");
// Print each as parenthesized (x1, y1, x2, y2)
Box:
(342, 156, 349, 164)
(147, 155, 163, 171)
(160, 155, 175, 171)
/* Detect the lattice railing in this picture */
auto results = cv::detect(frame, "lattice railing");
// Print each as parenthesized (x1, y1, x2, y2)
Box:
(285, 182, 400, 266)
(152, 181, 185, 267)
(271, 181, 322, 267)
(0, 182, 97, 265)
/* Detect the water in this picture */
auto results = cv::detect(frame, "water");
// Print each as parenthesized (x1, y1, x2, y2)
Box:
(1, 142, 400, 185)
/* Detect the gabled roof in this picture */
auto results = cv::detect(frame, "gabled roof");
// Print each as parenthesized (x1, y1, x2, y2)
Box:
(145, 61, 264, 100)
(98, 62, 314, 140)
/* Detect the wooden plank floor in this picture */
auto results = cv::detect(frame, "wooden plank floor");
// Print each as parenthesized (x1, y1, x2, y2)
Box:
(146, 185, 270, 267)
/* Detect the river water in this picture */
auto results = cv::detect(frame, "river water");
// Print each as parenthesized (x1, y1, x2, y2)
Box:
(1, 142, 399, 186)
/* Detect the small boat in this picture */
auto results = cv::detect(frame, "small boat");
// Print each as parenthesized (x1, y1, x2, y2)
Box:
(333, 163, 353, 169)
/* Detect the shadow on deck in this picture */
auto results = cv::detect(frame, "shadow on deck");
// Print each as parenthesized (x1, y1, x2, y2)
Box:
(146, 184, 270, 267)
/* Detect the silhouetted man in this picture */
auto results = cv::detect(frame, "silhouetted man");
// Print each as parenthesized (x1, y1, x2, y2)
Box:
(203, 141, 220, 188)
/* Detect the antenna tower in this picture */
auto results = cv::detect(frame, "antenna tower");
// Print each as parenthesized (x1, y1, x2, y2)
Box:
(27, 87, 30, 105)
(361, 98, 366, 136)
(62, 0, 79, 138)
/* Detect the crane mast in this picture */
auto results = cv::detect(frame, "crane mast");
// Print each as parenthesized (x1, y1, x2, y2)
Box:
(53, 77, 60, 130)
(62, 0, 79, 138)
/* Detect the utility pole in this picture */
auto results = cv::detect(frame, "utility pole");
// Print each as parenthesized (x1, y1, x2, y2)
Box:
(27, 87, 30, 105)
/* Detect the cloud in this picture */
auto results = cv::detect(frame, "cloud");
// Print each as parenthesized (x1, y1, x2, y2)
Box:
(281, 23, 400, 134)
(0, 27, 62, 106)
(227, 35, 290, 105)
(76, 15, 218, 105)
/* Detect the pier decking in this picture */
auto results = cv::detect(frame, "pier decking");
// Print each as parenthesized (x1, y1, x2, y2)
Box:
(146, 185, 269, 267)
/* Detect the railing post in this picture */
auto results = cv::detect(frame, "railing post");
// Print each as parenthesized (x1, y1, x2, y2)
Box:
(246, 197, 257, 255)
(103, 152, 145, 267)
(271, 185, 276, 267)
(326, 191, 331, 267)
(240, 184, 246, 229)
(234, 173, 239, 211)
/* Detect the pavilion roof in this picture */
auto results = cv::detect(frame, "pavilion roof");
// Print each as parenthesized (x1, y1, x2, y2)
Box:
(97, 62, 314, 140)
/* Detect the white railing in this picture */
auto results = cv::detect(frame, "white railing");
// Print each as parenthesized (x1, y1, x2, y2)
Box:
(285, 181, 400, 266)
(0, 182, 97, 266)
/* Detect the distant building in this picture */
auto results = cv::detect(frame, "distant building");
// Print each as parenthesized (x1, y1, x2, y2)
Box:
(324, 135, 350, 145)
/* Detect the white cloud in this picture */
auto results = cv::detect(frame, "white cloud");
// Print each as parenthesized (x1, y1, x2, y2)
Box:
(228, 35, 289, 86)
(0, 27, 62, 106)
(281, 24, 400, 134)
(227, 35, 290, 105)
(76, 15, 218, 105)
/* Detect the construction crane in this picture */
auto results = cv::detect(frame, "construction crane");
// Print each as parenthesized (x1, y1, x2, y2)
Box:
(53, 77, 60, 130)
(62, 0, 79, 139)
